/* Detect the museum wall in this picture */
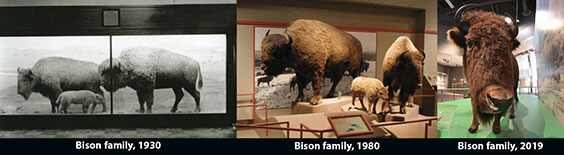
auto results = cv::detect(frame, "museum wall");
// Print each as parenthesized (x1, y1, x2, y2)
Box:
(236, 0, 438, 97)
(535, 0, 564, 125)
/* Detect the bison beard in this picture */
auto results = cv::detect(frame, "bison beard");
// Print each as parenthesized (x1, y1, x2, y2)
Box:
(382, 36, 425, 114)
(98, 47, 203, 113)
(447, 5, 520, 134)
(260, 19, 364, 105)
(17, 57, 105, 113)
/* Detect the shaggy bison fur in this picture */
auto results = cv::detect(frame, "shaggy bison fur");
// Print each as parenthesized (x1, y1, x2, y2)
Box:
(382, 36, 426, 114)
(98, 47, 203, 113)
(260, 19, 365, 105)
(56, 90, 105, 114)
(351, 77, 389, 114)
(17, 57, 105, 113)
(447, 5, 520, 134)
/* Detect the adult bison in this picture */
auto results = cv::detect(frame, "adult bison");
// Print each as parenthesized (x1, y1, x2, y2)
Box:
(17, 57, 105, 113)
(382, 36, 426, 114)
(98, 47, 203, 113)
(260, 19, 364, 105)
(447, 4, 520, 134)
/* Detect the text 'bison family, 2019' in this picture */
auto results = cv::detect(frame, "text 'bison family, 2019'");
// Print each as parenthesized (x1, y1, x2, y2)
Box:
(17, 57, 106, 113)
(98, 47, 203, 113)
(260, 19, 365, 105)
(447, 4, 520, 134)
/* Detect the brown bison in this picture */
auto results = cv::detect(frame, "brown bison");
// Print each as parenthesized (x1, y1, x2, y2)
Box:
(382, 36, 426, 114)
(260, 19, 364, 105)
(98, 47, 203, 113)
(17, 57, 106, 113)
(447, 4, 520, 134)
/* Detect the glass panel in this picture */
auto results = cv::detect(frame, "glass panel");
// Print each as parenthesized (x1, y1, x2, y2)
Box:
(110, 35, 227, 114)
(0, 36, 110, 115)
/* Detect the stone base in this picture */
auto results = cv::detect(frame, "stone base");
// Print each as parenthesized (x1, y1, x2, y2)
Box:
(291, 96, 353, 114)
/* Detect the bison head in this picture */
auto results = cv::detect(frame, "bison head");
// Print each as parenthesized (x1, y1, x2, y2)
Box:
(377, 86, 390, 100)
(95, 94, 105, 104)
(98, 58, 128, 92)
(447, 4, 520, 113)
(399, 49, 426, 88)
(260, 30, 293, 76)
(16, 67, 36, 100)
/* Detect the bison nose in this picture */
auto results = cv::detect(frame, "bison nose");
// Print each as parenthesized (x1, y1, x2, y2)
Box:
(486, 91, 514, 112)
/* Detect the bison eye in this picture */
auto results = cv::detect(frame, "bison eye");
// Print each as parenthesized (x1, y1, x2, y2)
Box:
(466, 41, 474, 49)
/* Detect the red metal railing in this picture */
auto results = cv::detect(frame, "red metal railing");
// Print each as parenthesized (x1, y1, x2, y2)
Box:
(237, 116, 438, 138)
(237, 103, 269, 135)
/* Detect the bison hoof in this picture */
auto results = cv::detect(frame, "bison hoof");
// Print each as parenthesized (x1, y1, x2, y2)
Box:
(407, 104, 414, 108)
(193, 107, 201, 113)
(400, 109, 406, 114)
(509, 114, 515, 119)
(468, 127, 478, 133)
(136, 109, 145, 113)
(492, 127, 501, 134)
(325, 93, 337, 98)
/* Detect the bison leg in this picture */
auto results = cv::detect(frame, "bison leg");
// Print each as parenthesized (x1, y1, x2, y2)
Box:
(295, 74, 308, 103)
(87, 102, 97, 114)
(146, 90, 154, 114)
(469, 105, 480, 133)
(372, 98, 380, 114)
(185, 85, 201, 113)
(509, 104, 515, 119)
(309, 71, 324, 105)
(357, 94, 367, 111)
(407, 95, 414, 107)
(351, 92, 357, 109)
(492, 114, 503, 134)
(171, 87, 184, 113)
(325, 76, 342, 98)
(136, 91, 146, 113)
(398, 90, 409, 114)
(49, 96, 58, 113)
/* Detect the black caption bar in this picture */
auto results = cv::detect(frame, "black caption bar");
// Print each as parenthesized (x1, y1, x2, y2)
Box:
(0, 139, 558, 153)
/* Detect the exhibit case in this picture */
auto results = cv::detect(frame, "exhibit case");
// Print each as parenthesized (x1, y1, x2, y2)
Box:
(0, 4, 236, 129)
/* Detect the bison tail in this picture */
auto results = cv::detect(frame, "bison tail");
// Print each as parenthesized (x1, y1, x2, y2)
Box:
(196, 68, 203, 92)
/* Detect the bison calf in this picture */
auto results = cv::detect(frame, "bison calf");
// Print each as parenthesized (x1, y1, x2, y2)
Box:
(56, 90, 106, 114)
(99, 47, 203, 113)
(351, 77, 389, 114)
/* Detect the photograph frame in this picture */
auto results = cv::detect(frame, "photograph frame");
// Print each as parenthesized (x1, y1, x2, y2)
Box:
(327, 114, 374, 138)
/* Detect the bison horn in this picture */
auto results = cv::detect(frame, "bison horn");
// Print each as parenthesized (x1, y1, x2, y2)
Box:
(454, 4, 478, 34)
(17, 67, 21, 72)
(286, 33, 293, 46)
(503, 13, 519, 38)
(400, 50, 409, 59)
(266, 30, 271, 36)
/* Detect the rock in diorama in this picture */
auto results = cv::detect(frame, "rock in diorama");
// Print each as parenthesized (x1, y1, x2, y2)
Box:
(259, 19, 366, 105)
(382, 36, 426, 114)
(447, 4, 520, 134)
(56, 90, 106, 114)
(351, 77, 389, 114)
(17, 57, 105, 113)
(98, 47, 203, 113)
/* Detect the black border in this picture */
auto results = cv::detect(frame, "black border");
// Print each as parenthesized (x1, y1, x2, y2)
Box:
(0, 4, 236, 129)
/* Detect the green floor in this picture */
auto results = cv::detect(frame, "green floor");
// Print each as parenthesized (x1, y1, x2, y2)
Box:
(438, 94, 564, 138)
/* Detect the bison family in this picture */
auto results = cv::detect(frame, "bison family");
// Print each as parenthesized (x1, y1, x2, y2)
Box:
(56, 90, 105, 114)
(260, 19, 365, 105)
(17, 57, 106, 113)
(98, 47, 203, 113)
(382, 36, 426, 114)
(447, 4, 520, 134)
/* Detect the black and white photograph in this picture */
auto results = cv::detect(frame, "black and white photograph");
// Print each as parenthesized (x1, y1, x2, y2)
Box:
(0, 36, 111, 115)
(253, 27, 376, 109)
(109, 35, 227, 114)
